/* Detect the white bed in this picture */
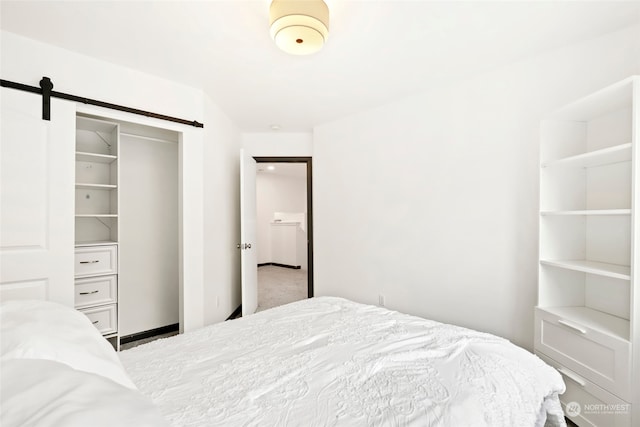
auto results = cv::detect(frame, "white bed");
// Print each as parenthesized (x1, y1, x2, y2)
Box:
(1, 297, 567, 427)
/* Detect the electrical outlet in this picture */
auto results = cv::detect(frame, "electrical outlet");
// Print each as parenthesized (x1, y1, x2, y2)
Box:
(378, 294, 385, 307)
(216, 296, 220, 308)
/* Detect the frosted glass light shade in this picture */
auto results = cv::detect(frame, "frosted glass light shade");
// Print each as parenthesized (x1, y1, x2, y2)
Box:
(269, 0, 329, 55)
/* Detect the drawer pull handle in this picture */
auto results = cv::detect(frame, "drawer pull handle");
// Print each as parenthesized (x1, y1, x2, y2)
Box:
(558, 319, 586, 334)
(80, 260, 100, 264)
(92, 320, 99, 324)
(558, 367, 586, 387)
(79, 290, 99, 295)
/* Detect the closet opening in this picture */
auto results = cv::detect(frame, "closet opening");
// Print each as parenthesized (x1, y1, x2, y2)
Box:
(254, 157, 313, 311)
(118, 122, 180, 347)
(76, 112, 181, 350)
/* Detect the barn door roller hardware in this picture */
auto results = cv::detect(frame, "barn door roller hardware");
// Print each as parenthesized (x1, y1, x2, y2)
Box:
(39, 77, 53, 120)
(0, 77, 204, 128)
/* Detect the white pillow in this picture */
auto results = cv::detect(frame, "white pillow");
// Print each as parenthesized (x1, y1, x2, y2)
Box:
(0, 299, 135, 389)
(0, 359, 169, 427)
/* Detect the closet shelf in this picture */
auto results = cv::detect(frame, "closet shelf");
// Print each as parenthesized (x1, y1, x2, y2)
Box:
(540, 209, 631, 216)
(541, 143, 631, 169)
(75, 240, 118, 247)
(75, 183, 117, 190)
(540, 259, 630, 280)
(76, 151, 117, 163)
(75, 214, 118, 218)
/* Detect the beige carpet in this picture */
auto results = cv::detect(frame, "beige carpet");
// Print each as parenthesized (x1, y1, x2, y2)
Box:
(256, 265, 308, 312)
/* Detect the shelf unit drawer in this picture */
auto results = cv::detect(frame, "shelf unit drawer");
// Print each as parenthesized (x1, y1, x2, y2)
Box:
(74, 275, 117, 309)
(537, 353, 631, 427)
(535, 308, 630, 400)
(80, 304, 117, 336)
(74, 245, 117, 277)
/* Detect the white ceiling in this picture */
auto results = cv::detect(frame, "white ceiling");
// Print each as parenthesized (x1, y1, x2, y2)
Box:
(2, 1, 639, 132)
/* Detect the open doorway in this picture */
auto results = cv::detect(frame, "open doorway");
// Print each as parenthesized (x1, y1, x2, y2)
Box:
(254, 157, 313, 311)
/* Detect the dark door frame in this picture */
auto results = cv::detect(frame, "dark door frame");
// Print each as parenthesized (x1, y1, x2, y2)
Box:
(253, 156, 313, 298)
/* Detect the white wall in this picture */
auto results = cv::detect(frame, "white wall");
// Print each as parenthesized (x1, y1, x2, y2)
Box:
(313, 24, 640, 350)
(242, 132, 313, 157)
(0, 32, 203, 121)
(1, 31, 241, 329)
(256, 170, 307, 266)
(119, 134, 179, 336)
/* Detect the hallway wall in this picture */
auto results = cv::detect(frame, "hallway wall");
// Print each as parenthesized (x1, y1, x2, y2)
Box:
(256, 166, 307, 268)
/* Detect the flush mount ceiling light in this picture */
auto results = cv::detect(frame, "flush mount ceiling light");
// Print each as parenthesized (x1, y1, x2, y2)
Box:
(269, 0, 329, 55)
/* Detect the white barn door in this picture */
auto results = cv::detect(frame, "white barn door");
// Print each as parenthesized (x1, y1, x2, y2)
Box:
(240, 149, 258, 316)
(0, 88, 75, 305)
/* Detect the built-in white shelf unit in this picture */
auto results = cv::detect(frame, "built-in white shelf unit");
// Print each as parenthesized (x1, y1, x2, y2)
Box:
(75, 116, 119, 245)
(535, 76, 639, 427)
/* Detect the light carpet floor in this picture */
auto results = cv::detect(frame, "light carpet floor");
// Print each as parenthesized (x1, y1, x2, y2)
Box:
(256, 265, 308, 312)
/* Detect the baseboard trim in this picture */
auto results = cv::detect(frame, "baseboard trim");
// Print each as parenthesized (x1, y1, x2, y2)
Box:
(258, 262, 301, 270)
(226, 304, 242, 320)
(120, 323, 179, 345)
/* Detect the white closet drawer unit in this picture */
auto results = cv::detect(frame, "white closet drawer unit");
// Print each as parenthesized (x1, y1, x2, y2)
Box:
(538, 353, 631, 427)
(535, 308, 630, 400)
(80, 304, 117, 336)
(74, 245, 117, 277)
(74, 275, 117, 309)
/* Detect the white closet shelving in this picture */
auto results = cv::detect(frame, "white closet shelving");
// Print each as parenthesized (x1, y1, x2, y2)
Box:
(535, 76, 638, 427)
(74, 115, 120, 350)
(75, 116, 119, 244)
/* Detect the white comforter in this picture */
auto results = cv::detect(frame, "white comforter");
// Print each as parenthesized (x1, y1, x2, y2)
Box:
(120, 297, 566, 427)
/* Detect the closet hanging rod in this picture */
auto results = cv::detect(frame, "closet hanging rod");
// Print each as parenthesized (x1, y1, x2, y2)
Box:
(120, 131, 177, 144)
(0, 77, 204, 128)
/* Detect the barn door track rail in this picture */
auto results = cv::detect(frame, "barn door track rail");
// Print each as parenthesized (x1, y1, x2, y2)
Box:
(0, 77, 204, 128)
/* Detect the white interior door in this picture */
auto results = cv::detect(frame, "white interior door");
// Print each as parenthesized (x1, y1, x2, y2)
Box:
(0, 88, 75, 305)
(240, 149, 258, 316)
